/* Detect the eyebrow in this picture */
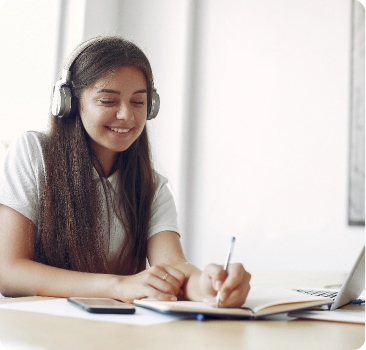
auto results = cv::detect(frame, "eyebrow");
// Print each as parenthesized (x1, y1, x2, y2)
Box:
(95, 88, 148, 95)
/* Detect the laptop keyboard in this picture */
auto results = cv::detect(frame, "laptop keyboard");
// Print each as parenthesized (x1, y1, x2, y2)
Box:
(295, 289, 338, 300)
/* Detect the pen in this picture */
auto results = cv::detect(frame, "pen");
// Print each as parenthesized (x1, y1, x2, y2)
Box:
(216, 236, 236, 308)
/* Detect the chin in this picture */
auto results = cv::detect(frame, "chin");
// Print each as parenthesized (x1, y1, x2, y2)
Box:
(115, 144, 133, 153)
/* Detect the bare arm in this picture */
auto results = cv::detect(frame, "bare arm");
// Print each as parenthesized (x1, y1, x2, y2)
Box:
(0, 204, 116, 298)
(0, 205, 181, 303)
(147, 230, 203, 301)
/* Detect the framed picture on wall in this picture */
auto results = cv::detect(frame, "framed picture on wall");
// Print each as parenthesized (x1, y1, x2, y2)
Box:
(348, 1, 365, 226)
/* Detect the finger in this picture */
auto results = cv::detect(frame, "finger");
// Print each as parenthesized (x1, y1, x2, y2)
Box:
(204, 285, 250, 308)
(163, 265, 186, 294)
(199, 264, 229, 299)
(149, 264, 185, 283)
(221, 282, 250, 308)
(204, 264, 228, 292)
(148, 265, 185, 296)
(217, 264, 251, 306)
(203, 275, 251, 308)
(140, 272, 178, 299)
(140, 285, 178, 302)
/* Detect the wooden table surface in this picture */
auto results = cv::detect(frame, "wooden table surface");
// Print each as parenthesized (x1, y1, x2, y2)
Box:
(0, 271, 364, 350)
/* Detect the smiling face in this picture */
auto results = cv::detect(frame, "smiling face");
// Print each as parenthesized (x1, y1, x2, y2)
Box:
(79, 66, 148, 174)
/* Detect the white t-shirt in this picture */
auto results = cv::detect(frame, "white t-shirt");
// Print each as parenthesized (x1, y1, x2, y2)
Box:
(0, 132, 179, 268)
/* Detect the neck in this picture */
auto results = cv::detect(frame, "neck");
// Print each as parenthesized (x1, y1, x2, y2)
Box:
(93, 152, 117, 177)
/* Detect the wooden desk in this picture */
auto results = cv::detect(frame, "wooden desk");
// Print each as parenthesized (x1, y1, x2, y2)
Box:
(0, 272, 364, 350)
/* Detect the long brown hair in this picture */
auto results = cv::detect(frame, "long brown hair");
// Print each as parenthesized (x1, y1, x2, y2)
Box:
(34, 36, 156, 275)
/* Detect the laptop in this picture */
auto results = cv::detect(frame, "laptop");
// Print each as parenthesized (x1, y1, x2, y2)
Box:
(295, 245, 365, 310)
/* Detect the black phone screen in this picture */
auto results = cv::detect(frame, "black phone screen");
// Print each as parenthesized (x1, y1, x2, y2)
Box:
(67, 297, 136, 314)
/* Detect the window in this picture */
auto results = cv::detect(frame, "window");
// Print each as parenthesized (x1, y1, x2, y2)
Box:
(0, 0, 59, 147)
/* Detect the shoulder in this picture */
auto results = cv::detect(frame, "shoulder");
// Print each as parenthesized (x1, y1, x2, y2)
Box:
(4, 131, 47, 180)
(0, 131, 47, 224)
(151, 171, 177, 205)
(7, 131, 47, 159)
(153, 171, 175, 199)
(12, 131, 46, 150)
(153, 171, 169, 190)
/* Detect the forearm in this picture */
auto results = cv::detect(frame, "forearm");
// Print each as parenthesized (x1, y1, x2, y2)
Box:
(0, 258, 116, 299)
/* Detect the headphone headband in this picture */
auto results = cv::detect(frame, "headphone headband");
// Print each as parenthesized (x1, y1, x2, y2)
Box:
(51, 36, 159, 120)
(61, 36, 108, 83)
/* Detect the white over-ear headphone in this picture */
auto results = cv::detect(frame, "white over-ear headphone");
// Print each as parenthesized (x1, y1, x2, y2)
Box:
(51, 37, 160, 120)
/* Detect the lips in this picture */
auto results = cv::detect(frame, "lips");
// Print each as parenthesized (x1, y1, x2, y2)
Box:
(108, 126, 132, 133)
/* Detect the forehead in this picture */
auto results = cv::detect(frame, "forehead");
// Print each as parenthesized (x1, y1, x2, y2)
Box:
(92, 66, 147, 90)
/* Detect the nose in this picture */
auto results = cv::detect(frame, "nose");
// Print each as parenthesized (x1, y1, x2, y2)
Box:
(116, 102, 134, 120)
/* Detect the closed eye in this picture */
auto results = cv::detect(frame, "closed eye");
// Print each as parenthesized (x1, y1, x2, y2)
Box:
(98, 99, 116, 105)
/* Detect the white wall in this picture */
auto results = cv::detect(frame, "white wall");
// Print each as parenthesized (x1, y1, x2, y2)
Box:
(187, 0, 365, 272)
(0, 0, 59, 145)
(89, 0, 363, 272)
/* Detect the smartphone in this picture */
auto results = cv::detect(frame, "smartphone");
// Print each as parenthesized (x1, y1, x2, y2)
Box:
(67, 297, 136, 314)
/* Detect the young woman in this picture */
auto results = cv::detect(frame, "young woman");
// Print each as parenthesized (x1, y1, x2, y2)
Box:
(0, 36, 250, 307)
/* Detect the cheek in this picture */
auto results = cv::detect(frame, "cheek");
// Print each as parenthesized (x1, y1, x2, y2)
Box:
(79, 110, 101, 138)
(137, 107, 148, 123)
(79, 105, 108, 127)
(78, 102, 89, 124)
(136, 116, 147, 131)
(79, 109, 91, 129)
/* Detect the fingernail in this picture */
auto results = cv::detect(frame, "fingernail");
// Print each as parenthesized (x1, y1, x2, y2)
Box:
(215, 281, 222, 291)
(170, 296, 177, 301)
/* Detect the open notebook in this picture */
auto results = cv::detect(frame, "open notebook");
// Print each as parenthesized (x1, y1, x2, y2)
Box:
(134, 287, 333, 319)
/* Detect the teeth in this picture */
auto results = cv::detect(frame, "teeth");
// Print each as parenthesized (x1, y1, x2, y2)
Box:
(110, 127, 130, 133)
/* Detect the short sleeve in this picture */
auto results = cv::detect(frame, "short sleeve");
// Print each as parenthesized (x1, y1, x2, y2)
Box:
(0, 132, 46, 225)
(148, 173, 180, 238)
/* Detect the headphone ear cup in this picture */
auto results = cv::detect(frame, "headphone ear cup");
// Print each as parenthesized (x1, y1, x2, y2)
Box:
(147, 89, 160, 120)
(51, 84, 72, 118)
(60, 85, 72, 118)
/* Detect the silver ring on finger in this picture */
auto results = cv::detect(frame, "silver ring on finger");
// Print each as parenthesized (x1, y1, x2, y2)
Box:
(162, 273, 170, 281)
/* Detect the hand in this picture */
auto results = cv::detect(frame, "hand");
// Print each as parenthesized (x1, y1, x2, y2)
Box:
(199, 263, 251, 308)
(112, 263, 185, 303)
